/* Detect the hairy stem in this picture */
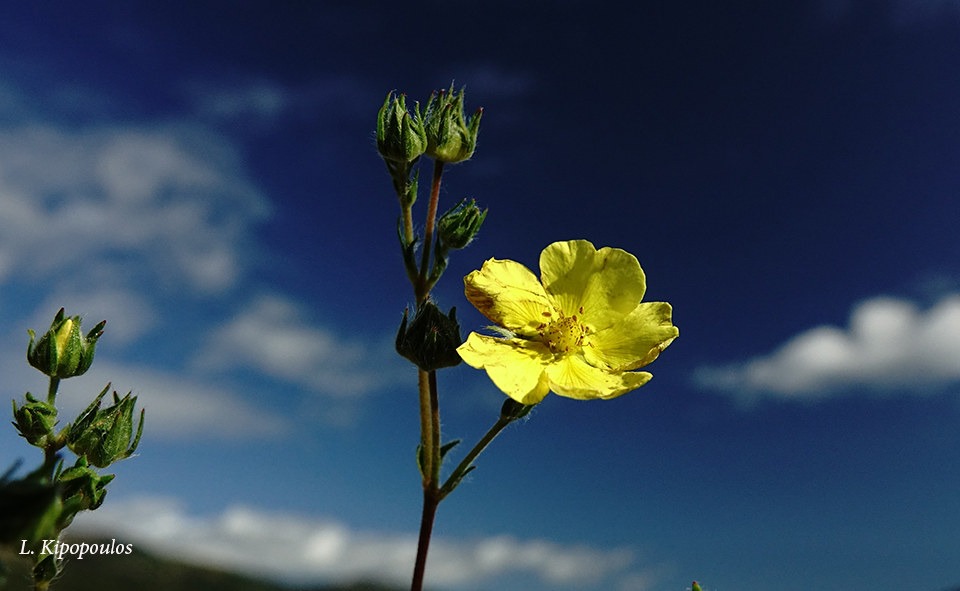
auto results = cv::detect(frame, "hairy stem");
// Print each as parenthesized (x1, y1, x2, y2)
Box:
(440, 415, 513, 500)
(417, 369, 434, 486)
(429, 371, 441, 484)
(410, 487, 439, 591)
(416, 160, 444, 304)
(46, 377, 60, 406)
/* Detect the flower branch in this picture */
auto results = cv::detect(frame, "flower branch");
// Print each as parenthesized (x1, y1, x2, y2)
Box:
(376, 83, 676, 591)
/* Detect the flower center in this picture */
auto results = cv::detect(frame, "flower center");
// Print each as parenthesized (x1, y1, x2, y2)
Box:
(536, 308, 587, 355)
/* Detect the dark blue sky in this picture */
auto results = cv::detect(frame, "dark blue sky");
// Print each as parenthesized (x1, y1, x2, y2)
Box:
(1, 2, 959, 590)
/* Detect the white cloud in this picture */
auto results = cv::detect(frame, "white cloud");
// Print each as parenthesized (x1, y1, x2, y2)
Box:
(189, 79, 290, 122)
(195, 293, 402, 398)
(73, 362, 289, 440)
(29, 287, 158, 345)
(72, 496, 635, 589)
(0, 118, 294, 439)
(186, 74, 375, 131)
(1, 347, 287, 440)
(695, 294, 960, 401)
(0, 124, 269, 293)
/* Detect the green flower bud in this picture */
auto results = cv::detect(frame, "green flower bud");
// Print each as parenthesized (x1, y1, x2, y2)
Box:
(438, 198, 487, 250)
(27, 308, 105, 379)
(377, 91, 427, 164)
(11, 393, 59, 447)
(423, 83, 482, 163)
(691, 582, 703, 591)
(58, 456, 114, 514)
(395, 301, 463, 371)
(67, 386, 144, 468)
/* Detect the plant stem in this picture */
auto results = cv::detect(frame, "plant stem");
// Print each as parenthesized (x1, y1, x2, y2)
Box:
(416, 160, 445, 304)
(408, 159, 446, 591)
(428, 371, 441, 483)
(417, 369, 434, 486)
(410, 486, 439, 591)
(401, 201, 415, 246)
(440, 415, 513, 500)
(412, 370, 442, 591)
(46, 377, 60, 406)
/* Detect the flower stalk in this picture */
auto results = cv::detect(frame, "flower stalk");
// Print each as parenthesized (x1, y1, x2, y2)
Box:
(376, 83, 677, 591)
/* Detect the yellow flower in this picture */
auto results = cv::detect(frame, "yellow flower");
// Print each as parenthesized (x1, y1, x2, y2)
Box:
(457, 240, 678, 405)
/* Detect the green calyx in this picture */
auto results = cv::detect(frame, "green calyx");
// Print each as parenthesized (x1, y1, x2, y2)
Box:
(423, 83, 482, 163)
(67, 385, 144, 469)
(12, 393, 59, 447)
(27, 308, 105, 380)
(437, 198, 487, 251)
(396, 301, 463, 371)
(377, 91, 427, 165)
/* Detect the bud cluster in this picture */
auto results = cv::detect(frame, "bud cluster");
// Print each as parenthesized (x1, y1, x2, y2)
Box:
(5, 308, 146, 587)
(376, 83, 483, 206)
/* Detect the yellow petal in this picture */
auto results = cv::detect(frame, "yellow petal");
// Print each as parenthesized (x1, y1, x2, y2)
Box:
(538, 240, 645, 331)
(464, 258, 553, 337)
(544, 354, 653, 400)
(584, 302, 679, 371)
(457, 332, 552, 404)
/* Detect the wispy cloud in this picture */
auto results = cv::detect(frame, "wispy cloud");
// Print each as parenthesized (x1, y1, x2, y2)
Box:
(0, 79, 396, 436)
(0, 343, 288, 441)
(194, 293, 403, 398)
(73, 496, 637, 589)
(189, 79, 289, 122)
(0, 124, 269, 293)
(185, 75, 376, 130)
(695, 294, 960, 402)
(76, 362, 289, 439)
(0, 116, 293, 439)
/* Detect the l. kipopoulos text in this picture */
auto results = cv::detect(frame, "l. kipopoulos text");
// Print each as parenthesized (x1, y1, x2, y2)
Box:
(19, 538, 133, 560)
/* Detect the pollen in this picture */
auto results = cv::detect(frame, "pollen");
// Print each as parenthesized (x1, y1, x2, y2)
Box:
(537, 309, 587, 354)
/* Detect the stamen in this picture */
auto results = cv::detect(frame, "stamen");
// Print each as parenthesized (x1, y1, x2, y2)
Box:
(535, 308, 586, 355)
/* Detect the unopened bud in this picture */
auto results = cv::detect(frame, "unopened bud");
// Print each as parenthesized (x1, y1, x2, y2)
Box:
(67, 386, 144, 468)
(11, 393, 59, 447)
(438, 198, 487, 250)
(27, 308, 105, 379)
(423, 83, 482, 163)
(396, 301, 463, 371)
(377, 91, 427, 165)
(58, 456, 114, 514)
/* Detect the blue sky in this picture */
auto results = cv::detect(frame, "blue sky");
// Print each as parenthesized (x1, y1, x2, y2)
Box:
(1, 2, 959, 590)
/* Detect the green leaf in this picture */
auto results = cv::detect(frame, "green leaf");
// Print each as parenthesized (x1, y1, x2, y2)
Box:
(439, 439, 461, 459)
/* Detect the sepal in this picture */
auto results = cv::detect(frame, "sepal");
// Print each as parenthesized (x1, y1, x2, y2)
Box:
(67, 386, 144, 468)
(423, 83, 482, 163)
(27, 308, 105, 379)
(12, 393, 59, 447)
(395, 302, 463, 371)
